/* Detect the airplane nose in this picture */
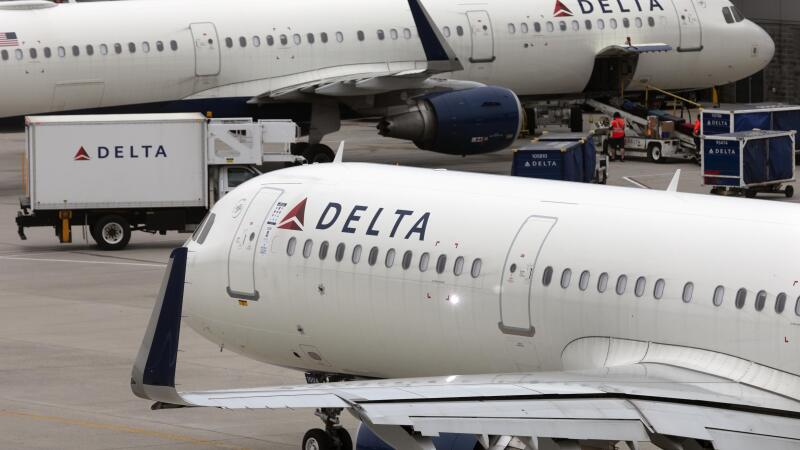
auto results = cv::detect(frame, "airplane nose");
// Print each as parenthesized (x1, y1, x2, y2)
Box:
(755, 24, 775, 66)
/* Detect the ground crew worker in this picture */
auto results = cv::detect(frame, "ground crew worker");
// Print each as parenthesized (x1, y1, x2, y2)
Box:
(693, 116, 702, 152)
(609, 112, 626, 162)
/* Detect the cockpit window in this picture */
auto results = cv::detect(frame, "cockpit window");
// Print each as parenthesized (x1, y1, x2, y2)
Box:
(731, 6, 744, 22)
(723, 6, 745, 23)
(193, 213, 215, 244)
(722, 7, 734, 24)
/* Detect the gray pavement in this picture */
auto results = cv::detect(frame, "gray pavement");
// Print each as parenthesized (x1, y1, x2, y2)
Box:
(0, 122, 798, 450)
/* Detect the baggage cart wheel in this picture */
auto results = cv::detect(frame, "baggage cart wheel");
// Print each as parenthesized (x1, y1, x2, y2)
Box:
(744, 188, 757, 199)
(647, 143, 663, 163)
(786, 185, 795, 198)
(92, 215, 131, 250)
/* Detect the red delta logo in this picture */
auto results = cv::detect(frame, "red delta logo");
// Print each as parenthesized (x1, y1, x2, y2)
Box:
(554, 0, 574, 17)
(73, 146, 91, 161)
(277, 198, 307, 231)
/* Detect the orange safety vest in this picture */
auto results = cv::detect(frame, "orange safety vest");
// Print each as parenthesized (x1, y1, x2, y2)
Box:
(611, 118, 625, 139)
(693, 118, 702, 136)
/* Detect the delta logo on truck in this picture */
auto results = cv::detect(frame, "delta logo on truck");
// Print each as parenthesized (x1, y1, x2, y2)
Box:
(73, 145, 168, 161)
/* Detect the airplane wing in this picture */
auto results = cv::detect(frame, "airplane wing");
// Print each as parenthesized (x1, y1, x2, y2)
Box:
(131, 249, 800, 449)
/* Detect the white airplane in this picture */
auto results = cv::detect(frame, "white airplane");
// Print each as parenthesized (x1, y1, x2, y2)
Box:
(132, 155, 800, 450)
(0, 0, 774, 159)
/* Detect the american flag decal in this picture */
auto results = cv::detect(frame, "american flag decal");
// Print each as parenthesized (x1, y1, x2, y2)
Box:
(0, 32, 19, 47)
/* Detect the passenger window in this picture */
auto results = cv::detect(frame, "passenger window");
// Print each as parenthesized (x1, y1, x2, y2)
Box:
(648, 17, 655, 27)
(616, 275, 627, 295)
(775, 293, 787, 314)
(403, 28, 411, 39)
(508, 23, 516, 34)
(293, 34, 301, 45)
(368, 246, 379, 266)
(351, 245, 362, 264)
(635, 277, 646, 297)
(442, 26, 451, 38)
(194, 213, 216, 244)
(302, 239, 313, 258)
(357, 30, 365, 41)
(286, 237, 297, 256)
(335, 243, 346, 262)
(390, 28, 398, 40)
(546, 22, 554, 32)
(622, 18, 630, 28)
(128, 42, 136, 53)
(72, 45, 80, 56)
(156, 41, 164, 51)
(436, 254, 447, 274)
(735, 288, 747, 309)
(635, 17, 643, 28)
(584, 20, 592, 30)
(520, 23, 528, 33)
(598, 272, 609, 293)
(14, 48, 22, 60)
(571, 20, 579, 31)
(559, 21, 567, 31)
(377, 29, 386, 40)
(239, 36, 247, 47)
(86, 45, 94, 56)
(713, 285, 724, 306)
(336, 31, 344, 42)
(306, 33, 314, 44)
(579, 270, 590, 291)
(542, 266, 553, 286)
(597, 19, 605, 30)
(456, 25, 464, 36)
(319, 241, 329, 260)
(385, 248, 396, 268)
(560, 268, 572, 289)
(266, 35, 274, 46)
(419, 252, 430, 272)
(682, 282, 694, 303)
(170, 40, 178, 50)
(1, 49, 7, 60)
(654, 279, 665, 299)
(454, 256, 464, 276)
(253, 36, 261, 47)
(142, 42, 150, 53)
(320, 32, 328, 43)
(471, 258, 482, 278)
(755, 290, 767, 311)
(280, 34, 288, 45)
(99, 44, 107, 55)
(796, 296, 800, 316)
(58, 46, 66, 57)
(402, 250, 413, 270)
(29, 48, 37, 59)
(114, 43, 122, 54)
(610, 18, 618, 29)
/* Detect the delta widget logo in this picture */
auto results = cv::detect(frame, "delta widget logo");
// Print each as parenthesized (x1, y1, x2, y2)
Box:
(74, 146, 91, 161)
(554, 0, 574, 17)
(277, 198, 307, 231)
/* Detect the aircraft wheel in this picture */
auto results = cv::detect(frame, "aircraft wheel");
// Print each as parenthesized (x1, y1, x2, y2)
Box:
(93, 215, 131, 250)
(331, 428, 352, 450)
(304, 144, 335, 164)
(291, 142, 310, 156)
(302, 429, 335, 450)
(786, 185, 794, 198)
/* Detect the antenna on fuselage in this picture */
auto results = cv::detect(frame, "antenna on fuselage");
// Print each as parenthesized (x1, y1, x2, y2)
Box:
(333, 141, 345, 163)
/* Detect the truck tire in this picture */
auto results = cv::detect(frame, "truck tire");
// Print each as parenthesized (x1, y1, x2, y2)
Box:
(648, 143, 663, 163)
(93, 215, 131, 250)
(304, 144, 335, 164)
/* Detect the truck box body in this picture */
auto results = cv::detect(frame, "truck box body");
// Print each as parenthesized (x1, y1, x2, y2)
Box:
(26, 113, 207, 210)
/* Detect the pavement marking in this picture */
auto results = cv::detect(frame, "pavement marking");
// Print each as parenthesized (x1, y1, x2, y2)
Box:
(0, 410, 251, 450)
(0, 255, 165, 267)
(622, 176, 652, 189)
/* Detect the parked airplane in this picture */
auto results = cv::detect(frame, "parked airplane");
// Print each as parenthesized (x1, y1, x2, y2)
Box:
(133, 155, 800, 450)
(0, 0, 774, 160)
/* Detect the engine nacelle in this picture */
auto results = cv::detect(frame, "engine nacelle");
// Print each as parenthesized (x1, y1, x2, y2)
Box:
(356, 423, 478, 450)
(377, 86, 523, 155)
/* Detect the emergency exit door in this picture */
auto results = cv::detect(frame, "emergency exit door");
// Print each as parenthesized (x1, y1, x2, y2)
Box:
(466, 11, 495, 63)
(189, 22, 221, 76)
(673, 0, 703, 52)
(227, 188, 283, 300)
(498, 216, 556, 337)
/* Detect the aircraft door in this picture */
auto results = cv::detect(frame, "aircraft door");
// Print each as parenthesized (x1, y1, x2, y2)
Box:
(189, 22, 221, 76)
(466, 11, 495, 63)
(673, 0, 703, 52)
(227, 187, 283, 300)
(498, 216, 556, 337)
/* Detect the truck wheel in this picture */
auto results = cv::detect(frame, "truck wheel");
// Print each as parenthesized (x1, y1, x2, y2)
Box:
(93, 215, 131, 250)
(786, 185, 795, 198)
(648, 143, 663, 163)
(304, 144, 335, 164)
(744, 188, 757, 199)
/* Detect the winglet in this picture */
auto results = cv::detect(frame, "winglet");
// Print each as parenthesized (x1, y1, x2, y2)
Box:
(667, 169, 681, 192)
(130, 247, 189, 407)
(333, 141, 345, 163)
(407, 0, 464, 72)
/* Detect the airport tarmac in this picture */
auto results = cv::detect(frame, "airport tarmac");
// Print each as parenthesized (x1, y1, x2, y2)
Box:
(1, 122, 798, 450)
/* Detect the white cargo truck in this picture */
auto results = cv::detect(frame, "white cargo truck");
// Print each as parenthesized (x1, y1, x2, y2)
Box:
(16, 113, 303, 250)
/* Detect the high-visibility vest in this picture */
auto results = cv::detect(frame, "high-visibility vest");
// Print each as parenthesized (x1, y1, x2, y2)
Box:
(611, 118, 625, 139)
(693, 119, 702, 136)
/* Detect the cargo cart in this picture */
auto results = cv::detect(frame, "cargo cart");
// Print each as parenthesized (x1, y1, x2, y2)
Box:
(512, 134, 607, 184)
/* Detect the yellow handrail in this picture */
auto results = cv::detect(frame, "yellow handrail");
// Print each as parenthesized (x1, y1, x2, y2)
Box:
(645, 84, 702, 109)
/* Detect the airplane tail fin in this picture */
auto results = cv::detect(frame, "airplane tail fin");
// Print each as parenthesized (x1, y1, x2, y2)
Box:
(130, 247, 189, 408)
(407, 0, 463, 72)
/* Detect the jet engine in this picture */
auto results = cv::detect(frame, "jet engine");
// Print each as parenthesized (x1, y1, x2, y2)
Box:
(377, 86, 523, 155)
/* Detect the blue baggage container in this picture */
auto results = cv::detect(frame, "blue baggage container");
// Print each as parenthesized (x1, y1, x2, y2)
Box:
(536, 132, 598, 183)
(512, 140, 587, 182)
(702, 130, 795, 196)
(702, 104, 800, 149)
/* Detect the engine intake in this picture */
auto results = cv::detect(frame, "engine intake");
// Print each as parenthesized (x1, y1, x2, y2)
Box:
(377, 86, 523, 155)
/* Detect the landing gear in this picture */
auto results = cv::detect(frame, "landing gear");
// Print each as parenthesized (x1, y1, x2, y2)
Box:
(301, 408, 352, 450)
(289, 143, 335, 164)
